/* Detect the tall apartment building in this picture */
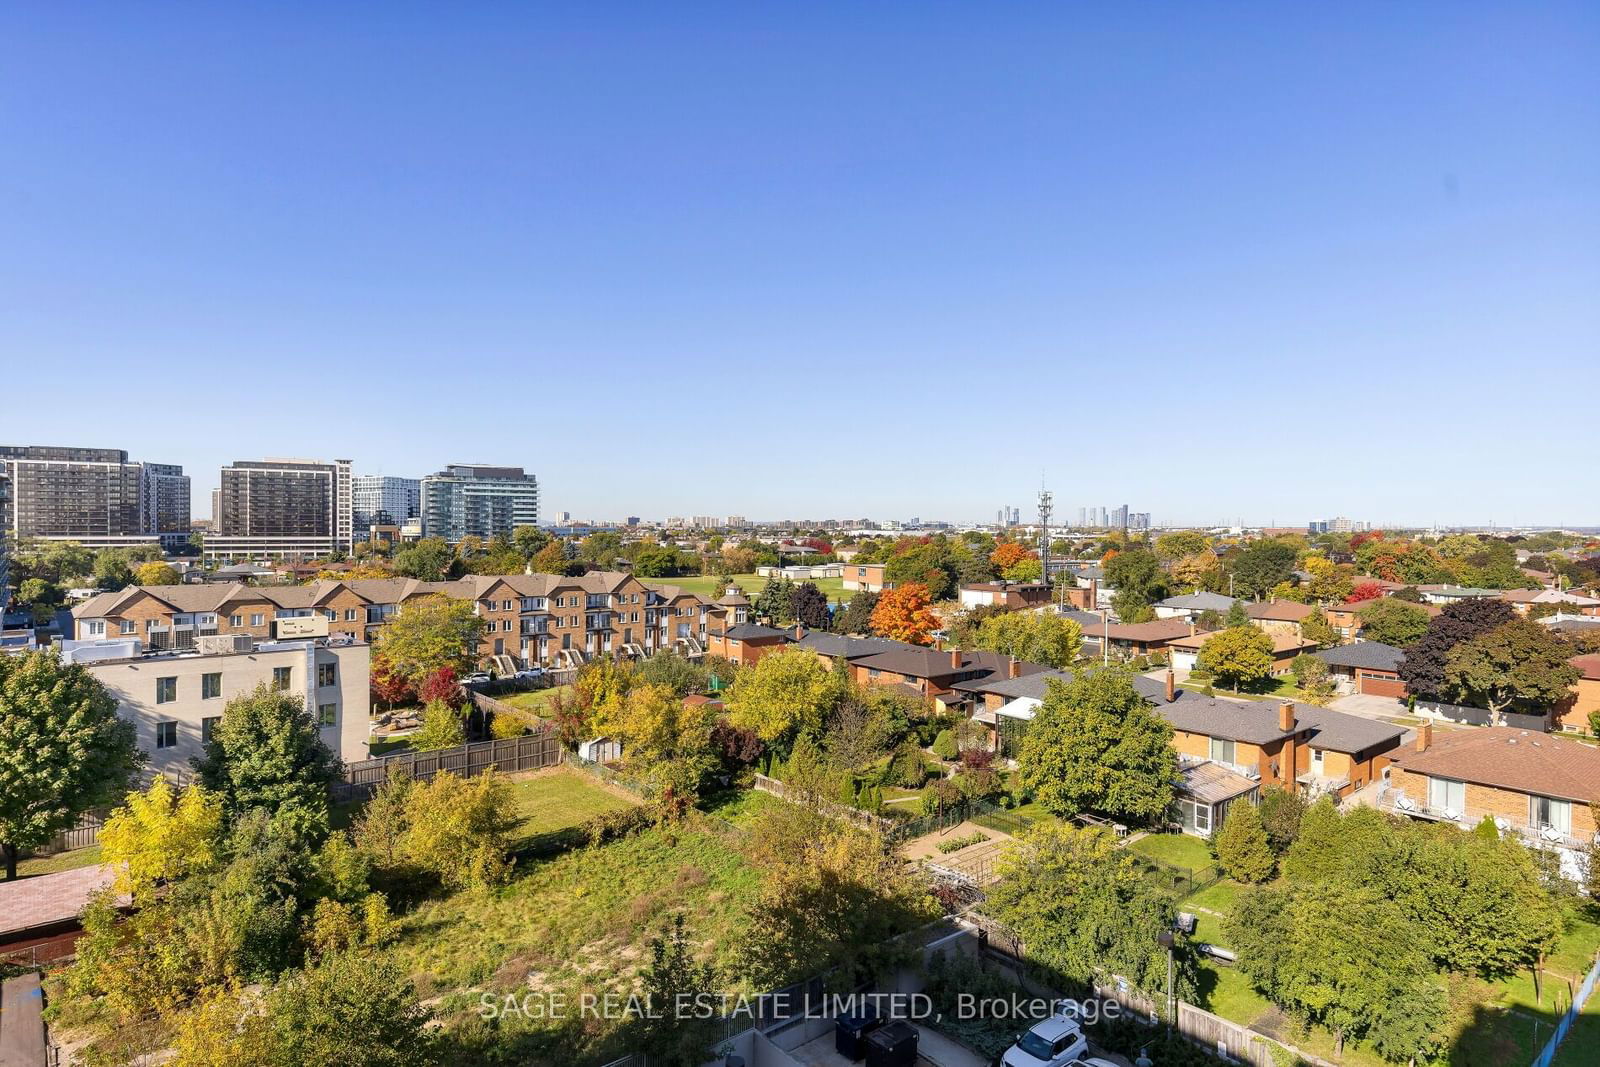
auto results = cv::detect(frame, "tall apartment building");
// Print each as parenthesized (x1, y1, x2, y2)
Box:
(352, 475, 421, 528)
(1309, 517, 1369, 534)
(421, 465, 539, 543)
(208, 458, 353, 560)
(0, 444, 188, 550)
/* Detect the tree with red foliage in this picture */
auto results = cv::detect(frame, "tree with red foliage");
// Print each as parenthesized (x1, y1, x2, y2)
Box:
(870, 582, 941, 645)
(799, 537, 833, 554)
(1345, 581, 1385, 604)
(1350, 530, 1384, 550)
(370, 656, 414, 710)
(990, 542, 1030, 573)
(417, 666, 463, 706)
(710, 719, 764, 766)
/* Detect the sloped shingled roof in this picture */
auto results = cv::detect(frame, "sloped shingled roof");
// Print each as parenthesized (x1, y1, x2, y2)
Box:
(1162, 693, 1405, 755)
(1316, 641, 1404, 672)
(1388, 727, 1600, 804)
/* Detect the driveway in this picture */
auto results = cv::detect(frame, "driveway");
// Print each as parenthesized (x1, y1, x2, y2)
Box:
(1328, 693, 1410, 720)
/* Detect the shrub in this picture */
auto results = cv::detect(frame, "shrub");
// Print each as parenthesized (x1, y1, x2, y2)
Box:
(931, 729, 959, 760)
(489, 713, 527, 740)
(935, 831, 990, 854)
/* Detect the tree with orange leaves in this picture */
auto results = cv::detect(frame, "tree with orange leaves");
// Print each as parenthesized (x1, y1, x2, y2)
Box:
(990, 542, 1029, 573)
(870, 583, 941, 646)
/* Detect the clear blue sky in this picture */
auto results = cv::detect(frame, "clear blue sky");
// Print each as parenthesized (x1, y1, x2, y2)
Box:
(3, 4, 1596, 527)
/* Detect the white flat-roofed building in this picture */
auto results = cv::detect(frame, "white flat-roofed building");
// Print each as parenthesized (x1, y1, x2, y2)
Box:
(62, 636, 370, 778)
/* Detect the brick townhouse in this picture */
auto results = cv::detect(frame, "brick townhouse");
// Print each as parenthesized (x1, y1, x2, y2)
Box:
(73, 571, 714, 670)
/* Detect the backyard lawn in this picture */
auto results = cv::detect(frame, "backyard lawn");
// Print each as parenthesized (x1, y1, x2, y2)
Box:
(1126, 831, 1214, 872)
(16, 843, 103, 879)
(506, 766, 638, 852)
(497, 685, 573, 718)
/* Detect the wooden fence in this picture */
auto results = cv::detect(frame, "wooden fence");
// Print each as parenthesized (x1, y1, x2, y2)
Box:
(334, 728, 563, 803)
(752, 773, 895, 833)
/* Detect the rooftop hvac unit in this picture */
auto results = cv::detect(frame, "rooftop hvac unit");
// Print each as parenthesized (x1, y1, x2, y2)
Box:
(197, 634, 253, 655)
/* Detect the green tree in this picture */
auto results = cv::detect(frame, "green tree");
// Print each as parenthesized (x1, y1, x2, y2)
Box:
(1196, 626, 1275, 690)
(987, 823, 1196, 1000)
(1398, 598, 1515, 702)
(970, 612, 1084, 669)
(836, 590, 879, 635)
(1228, 540, 1298, 600)
(752, 576, 797, 625)
(411, 700, 466, 751)
(1226, 883, 1446, 1060)
(1444, 618, 1581, 724)
(0, 650, 140, 879)
(511, 524, 550, 559)
(173, 950, 435, 1067)
(194, 683, 338, 843)
(724, 649, 832, 746)
(1155, 531, 1211, 562)
(1214, 801, 1275, 882)
(15, 576, 61, 614)
(370, 595, 486, 685)
(1016, 668, 1177, 823)
(1224, 599, 1251, 628)
(1357, 598, 1431, 648)
(637, 914, 722, 1066)
(1289, 654, 1334, 702)
(1105, 549, 1166, 622)
(391, 537, 453, 582)
(530, 540, 571, 575)
(1257, 785, 1306, 854)
(1298, 608, 1337, 648)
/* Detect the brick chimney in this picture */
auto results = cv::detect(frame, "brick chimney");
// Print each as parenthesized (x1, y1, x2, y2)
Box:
(1165, 669, 1176, 703)
(1189, 619, 1197, 636)
(1008, 655, 1021, 679)
(1278, 701, 1295, 732)
(1416, 720, 1432, 753)
(950, 648, 962, 671)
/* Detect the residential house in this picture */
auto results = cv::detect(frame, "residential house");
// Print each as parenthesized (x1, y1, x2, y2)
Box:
(1099, 618, 1197, 660)
(964, 667, 1179, 755)
(792, 630, 922, 670)
(705, 623, 792, 666)
(1164, 694, 1405, 803)
(1166, 629, 1318, 675)
(1557, 654, 1600, 733)
(1381, 724, 1600, 878)
(1503, 589, 1600, 617)
(1154, 592, 1237, 621)
(1314, 641, 1407, 697)
(1422, 585, 1503, 606)
(848, 646, 1049, 714)
(1243, 599, 1318, 639)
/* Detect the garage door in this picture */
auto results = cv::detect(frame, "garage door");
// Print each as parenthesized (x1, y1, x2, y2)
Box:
(1359, 672, 1406, 698)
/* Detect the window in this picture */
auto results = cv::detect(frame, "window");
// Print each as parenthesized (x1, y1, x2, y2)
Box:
(272, 667, 292, 690)
(156, 676, 177, 704)
(230, 614, 242, 627)
(317, 703, 337, 726)
(146, 618, 160, 631)
(155, 721, 177, 749)
(317, 663, 337, 688)
(324, 609, 336, 621)
(1208, 737, 1236, 765)
(251, 613, 264, 626)
(503, 599, 513, 611)
(202, 716, 221, 743)
(202, 672, 222, 699)
(1531, 795, 1572, 836)
(119, 619, 136, 634)
(1427, 776, 1466, 816)
(344, 608, 357, 621)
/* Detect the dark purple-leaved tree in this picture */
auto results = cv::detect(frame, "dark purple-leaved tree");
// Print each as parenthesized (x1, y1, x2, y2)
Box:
(1397, 598, 1516, 702)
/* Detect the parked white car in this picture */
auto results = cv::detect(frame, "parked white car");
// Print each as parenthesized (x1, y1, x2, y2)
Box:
(999, 1007, 1088, 1067)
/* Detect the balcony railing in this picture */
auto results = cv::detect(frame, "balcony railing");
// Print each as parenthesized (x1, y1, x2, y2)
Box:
(1378, 789, 1594, 851)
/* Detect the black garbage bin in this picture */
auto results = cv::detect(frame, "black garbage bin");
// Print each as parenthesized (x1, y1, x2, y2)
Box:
(863, 1020, 919, 1067)
(834, 1009, 883, 1060)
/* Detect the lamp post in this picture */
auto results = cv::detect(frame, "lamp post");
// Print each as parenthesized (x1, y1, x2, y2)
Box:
(1157, 929, 1176, 1024)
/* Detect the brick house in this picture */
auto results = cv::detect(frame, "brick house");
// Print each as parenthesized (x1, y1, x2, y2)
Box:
(1243, 599, 1318, 639)
(1557, 654, 1600, 733)
(705, 623, 791, 666)
(1323, 597, 1440, 643)
(1381, 723, 1600, 878)
(1099, 618, 1197, 659)
(1163, 695, 1405, 801)
(1166, 629, 1318, 675)
(1314, 640, 1407, 698)
(847, 646, 1050, 714)
(841, 563, 890, 593)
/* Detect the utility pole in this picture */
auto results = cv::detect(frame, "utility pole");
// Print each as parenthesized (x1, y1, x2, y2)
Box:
(1037, 486, 1052, 588)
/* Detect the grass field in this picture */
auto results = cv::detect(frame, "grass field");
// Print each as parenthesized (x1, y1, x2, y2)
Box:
(506, 767, 637, 852)
(393, 816, 761, 1064)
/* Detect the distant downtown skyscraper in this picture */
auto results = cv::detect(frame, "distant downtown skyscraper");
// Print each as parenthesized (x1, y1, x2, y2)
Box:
(208, 457, 353, 560)
(352, 475, 421, 528)
(0, 444, 191, 550)
(421, 464, 539, 543)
